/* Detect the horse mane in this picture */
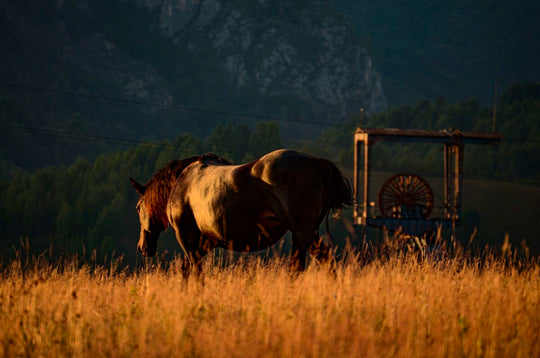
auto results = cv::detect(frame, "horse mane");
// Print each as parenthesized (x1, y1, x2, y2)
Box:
(143, 156, 201, 228)
(199, 153, 232, 165)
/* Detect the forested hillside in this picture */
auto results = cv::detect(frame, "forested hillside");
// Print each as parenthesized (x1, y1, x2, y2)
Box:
(335, 0, 540, 105)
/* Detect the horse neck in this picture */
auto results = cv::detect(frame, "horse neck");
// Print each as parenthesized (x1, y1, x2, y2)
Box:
(146, 157, 200, 228)
(146, 169, 180, 228)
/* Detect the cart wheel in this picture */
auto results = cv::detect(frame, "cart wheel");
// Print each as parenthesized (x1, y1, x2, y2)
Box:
(378, 173, 434, 219)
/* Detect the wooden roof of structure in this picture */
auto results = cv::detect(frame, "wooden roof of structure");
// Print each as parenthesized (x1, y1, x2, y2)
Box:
(355, 127, 502, 145)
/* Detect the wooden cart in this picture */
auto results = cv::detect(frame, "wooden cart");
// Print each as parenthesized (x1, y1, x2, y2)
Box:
(353, 128, 501, 237)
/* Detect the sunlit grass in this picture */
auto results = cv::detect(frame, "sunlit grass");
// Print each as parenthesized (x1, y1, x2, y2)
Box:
(1, 243, 539, 357)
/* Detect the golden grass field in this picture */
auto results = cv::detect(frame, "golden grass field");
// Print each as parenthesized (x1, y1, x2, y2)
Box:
(1, 243, 539, 358)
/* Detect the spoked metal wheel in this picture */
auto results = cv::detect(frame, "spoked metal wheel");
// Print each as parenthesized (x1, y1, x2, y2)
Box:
(378, 173, 434, 219)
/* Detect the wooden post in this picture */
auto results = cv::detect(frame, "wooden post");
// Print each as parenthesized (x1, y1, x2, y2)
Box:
(455, 143, 464, 221)
(353, 132, 371, 225)
(444, 144, 451, 219)
(353, 137, 361, 220)
(363, 139, 371, 220)
(446, 143, 464, 221)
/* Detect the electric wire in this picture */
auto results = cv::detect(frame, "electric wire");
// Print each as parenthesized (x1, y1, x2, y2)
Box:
(1, 81, 538, 144)
(0, 81, 355, 128)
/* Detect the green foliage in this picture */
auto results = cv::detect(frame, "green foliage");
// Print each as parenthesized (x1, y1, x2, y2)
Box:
(206, 123, 251, 163)
(1, 137, 181, 261)
(292, 120, 356, 168)
(245, 121, 283, 161)
(205, 121, 282, 163)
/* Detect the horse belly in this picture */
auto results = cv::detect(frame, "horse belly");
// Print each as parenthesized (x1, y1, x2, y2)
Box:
(229, 228, 286, 252)
(223, 210, 286, 252)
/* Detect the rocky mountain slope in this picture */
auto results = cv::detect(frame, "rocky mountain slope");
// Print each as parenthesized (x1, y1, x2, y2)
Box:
(0, 0, 386, 173)
(140, 0, 386, 116)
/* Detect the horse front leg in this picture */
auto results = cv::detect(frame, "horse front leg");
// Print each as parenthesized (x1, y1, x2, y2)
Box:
(174, 224, 209, 279)
(292, 227, 336, 273)
(291, 235, 307, 272)
(181, 251, 204, 279)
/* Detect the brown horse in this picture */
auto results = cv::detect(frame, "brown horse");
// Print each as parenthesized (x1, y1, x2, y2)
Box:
(130, 149, 352, 274)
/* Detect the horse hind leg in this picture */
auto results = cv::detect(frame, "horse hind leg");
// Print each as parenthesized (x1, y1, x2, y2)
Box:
(174, 220, 212, 279)
(291, 234, 308, 271)
(308, 236, 336, 272)
(291, 227, 333, 272)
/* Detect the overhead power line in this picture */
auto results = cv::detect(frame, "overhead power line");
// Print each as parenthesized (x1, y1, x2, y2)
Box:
(0, 122, 196, 154)
(0, 81, 354, 128)
(2, 81, 539, 145)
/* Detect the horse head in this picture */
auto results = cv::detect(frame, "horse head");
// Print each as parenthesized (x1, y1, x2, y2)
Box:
(130, 177, 165, 257)
(129, 157, 205, 257)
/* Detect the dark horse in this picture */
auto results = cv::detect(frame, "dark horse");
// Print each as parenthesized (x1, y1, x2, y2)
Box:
(130, 149, 352, 274)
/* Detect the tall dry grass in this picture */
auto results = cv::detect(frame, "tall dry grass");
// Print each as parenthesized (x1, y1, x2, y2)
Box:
(1, 244, 539, 357)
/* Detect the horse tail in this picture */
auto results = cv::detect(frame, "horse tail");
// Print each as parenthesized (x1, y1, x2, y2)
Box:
(318, 158, 353, 217)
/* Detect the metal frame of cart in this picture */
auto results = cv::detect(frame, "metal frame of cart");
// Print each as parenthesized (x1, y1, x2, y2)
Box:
(353, 128, 501, 237)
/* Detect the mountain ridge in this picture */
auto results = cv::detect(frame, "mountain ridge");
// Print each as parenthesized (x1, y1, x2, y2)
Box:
(0, 0, 386, 172)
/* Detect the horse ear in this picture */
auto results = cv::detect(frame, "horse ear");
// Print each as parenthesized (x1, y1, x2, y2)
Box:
(130, 177, 146, 195)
